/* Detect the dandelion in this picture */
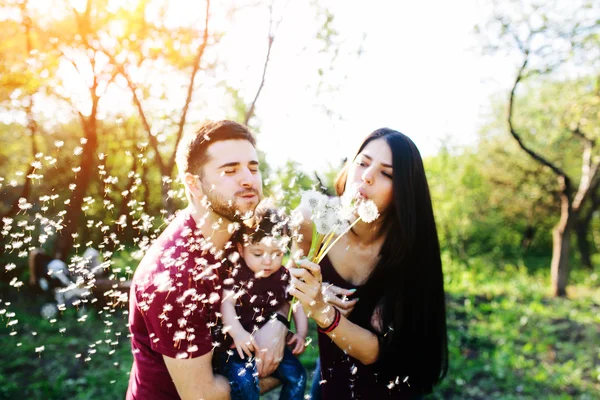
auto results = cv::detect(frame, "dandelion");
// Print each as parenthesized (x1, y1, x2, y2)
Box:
(357, 200, 379, 223)
(288, 190, 379, 320)
(300, 190, 328, 212)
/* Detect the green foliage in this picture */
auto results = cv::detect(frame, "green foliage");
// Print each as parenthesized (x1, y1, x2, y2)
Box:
(426, 145, 537, 262)
(2, 253, 599, 399)
(264, 160, 317, 212)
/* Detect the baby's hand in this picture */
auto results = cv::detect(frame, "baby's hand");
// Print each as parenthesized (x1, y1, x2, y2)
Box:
(231, 327, 258, 359)
(287, 333, 306, 355)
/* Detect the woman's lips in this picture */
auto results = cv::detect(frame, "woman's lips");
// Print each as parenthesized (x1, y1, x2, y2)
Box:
(356, 187, 368, 199)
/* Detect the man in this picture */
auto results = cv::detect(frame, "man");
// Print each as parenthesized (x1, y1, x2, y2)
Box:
(126, 120, 288, 399)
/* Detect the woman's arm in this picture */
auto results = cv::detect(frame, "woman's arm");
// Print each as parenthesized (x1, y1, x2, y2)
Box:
(289, 259, 379, 365)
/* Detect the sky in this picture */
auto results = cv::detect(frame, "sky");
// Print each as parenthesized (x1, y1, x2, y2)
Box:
(5, 0, 520, 174)
(242, 0, 517, 171)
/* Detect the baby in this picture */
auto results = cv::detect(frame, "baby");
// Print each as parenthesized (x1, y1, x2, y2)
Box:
(217, 205, 308, 400)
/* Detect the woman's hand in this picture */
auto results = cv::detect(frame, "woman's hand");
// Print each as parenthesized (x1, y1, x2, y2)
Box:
(322, 283, 358, 317)
(289, 259, 335, 327)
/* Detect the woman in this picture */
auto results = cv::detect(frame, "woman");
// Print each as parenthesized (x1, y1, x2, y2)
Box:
(289, 128, 448, 399)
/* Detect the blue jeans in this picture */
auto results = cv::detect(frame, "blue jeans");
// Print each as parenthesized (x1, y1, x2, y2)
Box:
(309, 358, 321, 400)
(216, 347, 307, 400)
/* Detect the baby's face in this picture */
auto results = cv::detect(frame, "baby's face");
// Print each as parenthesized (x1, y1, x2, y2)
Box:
(240, 237, 284, 278)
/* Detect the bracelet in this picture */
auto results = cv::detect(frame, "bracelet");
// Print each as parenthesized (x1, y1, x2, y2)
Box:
(318, 307, 341, 334)
(271, 312, 291, 330)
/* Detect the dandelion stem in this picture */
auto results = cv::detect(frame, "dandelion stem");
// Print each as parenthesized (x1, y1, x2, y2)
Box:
(315, 229, 337, 261)
(316, 217, 362, 264)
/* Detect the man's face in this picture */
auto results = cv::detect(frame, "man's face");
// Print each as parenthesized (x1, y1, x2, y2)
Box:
(197, 139, 262, 222)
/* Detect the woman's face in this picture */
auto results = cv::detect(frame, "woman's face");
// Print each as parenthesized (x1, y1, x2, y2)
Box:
(345, 138, 394, 215)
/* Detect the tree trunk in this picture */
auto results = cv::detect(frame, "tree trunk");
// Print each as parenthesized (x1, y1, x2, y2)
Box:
(575, 216, 593, 269)
(54, 118, 98, 260)
(117, 154, 138, 244)
(550, 193, 573, 297)
(142, 159, 151, 216)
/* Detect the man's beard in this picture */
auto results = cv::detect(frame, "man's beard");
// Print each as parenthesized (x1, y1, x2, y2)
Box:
(201, 183, 260, 223)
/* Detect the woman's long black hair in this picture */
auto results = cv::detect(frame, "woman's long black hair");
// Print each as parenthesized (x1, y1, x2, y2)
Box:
(335, 128, 448, 392)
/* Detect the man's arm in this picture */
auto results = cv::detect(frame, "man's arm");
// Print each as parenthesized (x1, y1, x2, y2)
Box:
(163, 352, 230, 400)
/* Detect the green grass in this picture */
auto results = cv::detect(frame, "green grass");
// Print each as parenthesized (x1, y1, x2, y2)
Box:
(434, 254, 600, 399)
(1, 253, 599, 399)
(0, 294, 132, 399)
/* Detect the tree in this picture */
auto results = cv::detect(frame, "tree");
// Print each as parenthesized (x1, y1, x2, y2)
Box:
(0, 0, 41, 221)
(479, 0, 600, 296)
(38, 0, 121, 259)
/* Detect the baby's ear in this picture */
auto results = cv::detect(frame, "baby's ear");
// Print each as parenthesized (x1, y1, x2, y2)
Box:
(236, 242, 244, 254)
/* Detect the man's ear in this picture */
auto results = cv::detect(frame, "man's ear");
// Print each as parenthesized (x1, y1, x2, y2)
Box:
(184, 172, 204, 198)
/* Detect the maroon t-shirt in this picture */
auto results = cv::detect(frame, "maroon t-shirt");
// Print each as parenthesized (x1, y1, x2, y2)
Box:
(217, 257, 291, 349)
(126, 209, 223, 400)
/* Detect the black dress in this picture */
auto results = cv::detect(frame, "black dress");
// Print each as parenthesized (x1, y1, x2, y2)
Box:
(316, 255, 424, 399)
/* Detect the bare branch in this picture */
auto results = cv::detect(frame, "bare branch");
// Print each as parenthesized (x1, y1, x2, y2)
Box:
(244, 0, 289, 126)
(570, 125, 596, 147)
(507, 55, 571, 192)
(168, 0, 211, 173)
(113, 60, 166, 174)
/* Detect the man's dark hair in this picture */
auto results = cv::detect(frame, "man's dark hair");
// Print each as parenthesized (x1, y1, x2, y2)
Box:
(176, 120, 256, 178)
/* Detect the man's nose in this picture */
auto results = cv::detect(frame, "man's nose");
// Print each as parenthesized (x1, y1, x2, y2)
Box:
(240, 167, 254, 188)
